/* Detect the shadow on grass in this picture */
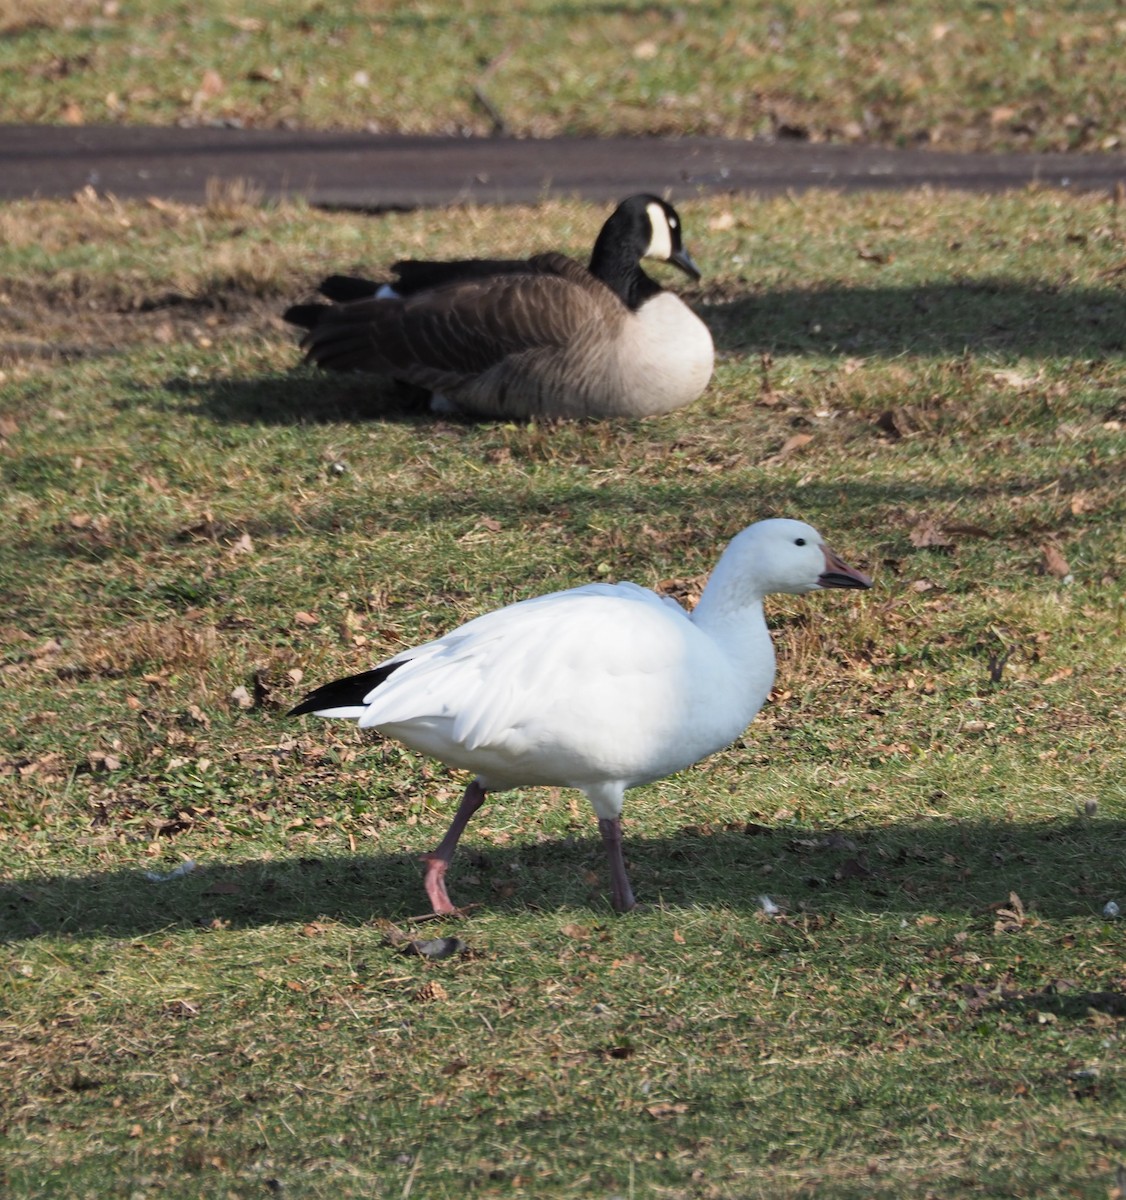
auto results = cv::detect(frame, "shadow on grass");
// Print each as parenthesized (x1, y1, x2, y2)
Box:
(171, 278, 1126, 428)
(700, 279, 1126, 359)
(161, 372, 439, 426)
(3, 817, 1121, 943)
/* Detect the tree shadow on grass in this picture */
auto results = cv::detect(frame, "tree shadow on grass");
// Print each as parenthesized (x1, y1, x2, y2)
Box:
(170, 277, 1126, 430)
(3, 816, 1121, 944)
(700, 279, 1126, 360)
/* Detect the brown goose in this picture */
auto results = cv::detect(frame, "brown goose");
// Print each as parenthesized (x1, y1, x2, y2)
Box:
(283, 195, 714, 420)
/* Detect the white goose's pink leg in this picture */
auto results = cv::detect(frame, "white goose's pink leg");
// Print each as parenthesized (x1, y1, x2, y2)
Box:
(420, 779, 487, 914)
(598, 816, 637, 912)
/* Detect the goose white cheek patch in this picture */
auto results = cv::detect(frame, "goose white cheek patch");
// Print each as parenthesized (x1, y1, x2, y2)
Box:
(644, 201, 674, 261)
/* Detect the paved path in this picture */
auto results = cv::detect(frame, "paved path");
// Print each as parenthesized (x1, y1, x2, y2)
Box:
(2, 124, 1124, 209)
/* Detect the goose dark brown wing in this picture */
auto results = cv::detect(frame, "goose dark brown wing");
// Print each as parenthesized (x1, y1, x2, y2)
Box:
(296, 253, 621, 382)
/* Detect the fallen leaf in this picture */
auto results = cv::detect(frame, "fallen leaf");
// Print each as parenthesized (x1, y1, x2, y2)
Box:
(645, 1102, 689, 1119)
(197, 68, 224, 99)
(778, 432, 813, 456)
(294, 611, 318, 627)
(229, 685, 253, 710)
(763, 432, 813, 464)
(1069, 492, 1094, 515)
(560, 923, 590, 940)
(857, 245, 891, 264)
(908, 517, 954, 550)
(876, 406, 930, 438)
(1040, 542, 1071, 580)
(412, 981, 449, 1003)
(992, 368, 1041, 391)
(162, 999, 199, 1018)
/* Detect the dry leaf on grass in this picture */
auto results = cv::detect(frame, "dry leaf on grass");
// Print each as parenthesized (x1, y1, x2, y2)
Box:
(645, 1102, 689, 1119)
(196, 68, 224, 99)
(162, 999, 200, 1019)
(992, 369, 1042, 391)
(762, 432, 813, 464)
(857, 245, 892, 264)
(992, 891, 1028, 934)
(1040, 542, 1073, 581)
(876, 407, 930, 438)
(908, 517, 954, 551)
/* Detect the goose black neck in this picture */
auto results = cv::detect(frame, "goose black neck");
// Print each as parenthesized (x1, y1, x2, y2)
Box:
(588, 231, 662, 310)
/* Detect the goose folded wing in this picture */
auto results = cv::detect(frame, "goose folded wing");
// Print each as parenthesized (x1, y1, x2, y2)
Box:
(389, 255, 612, 372)
(356, 583, 696, 756)
(298, 254, 615, 381)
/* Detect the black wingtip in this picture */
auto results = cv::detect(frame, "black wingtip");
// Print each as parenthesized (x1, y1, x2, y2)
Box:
(283, 302, 329, 331)
(288, 660, 409, 717)
(319, 274, 382, 303)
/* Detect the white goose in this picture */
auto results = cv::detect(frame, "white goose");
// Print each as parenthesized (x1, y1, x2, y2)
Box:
(290, 519, 871, 913)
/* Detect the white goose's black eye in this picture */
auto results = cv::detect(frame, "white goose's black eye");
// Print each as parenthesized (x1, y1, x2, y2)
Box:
(794, 538, 806, 546)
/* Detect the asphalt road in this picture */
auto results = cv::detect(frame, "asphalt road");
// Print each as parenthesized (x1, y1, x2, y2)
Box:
(2, 124, 1125, 209)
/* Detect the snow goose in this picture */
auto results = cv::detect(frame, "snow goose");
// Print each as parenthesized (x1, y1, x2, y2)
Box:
(282, 194, 714, 420)
(290, 518, 871, 913)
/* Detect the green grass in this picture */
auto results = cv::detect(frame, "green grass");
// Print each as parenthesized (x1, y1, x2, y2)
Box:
(1, 187, 1125, 1197)
(1, 0, 1125, 153)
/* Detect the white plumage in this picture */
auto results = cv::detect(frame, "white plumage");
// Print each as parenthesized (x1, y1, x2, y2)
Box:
(291, 518, 871, 913)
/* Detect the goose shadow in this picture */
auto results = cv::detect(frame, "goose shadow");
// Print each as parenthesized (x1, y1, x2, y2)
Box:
(3, 817, 1121, 944)
(160, 371, 443, 426)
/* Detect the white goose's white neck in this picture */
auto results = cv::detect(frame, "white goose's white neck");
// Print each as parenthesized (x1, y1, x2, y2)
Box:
(690, 563, 777, 709)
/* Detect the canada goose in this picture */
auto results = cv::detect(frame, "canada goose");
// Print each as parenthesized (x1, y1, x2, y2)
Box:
(290, 519, 872, 913)
(283, 195, 714, 420)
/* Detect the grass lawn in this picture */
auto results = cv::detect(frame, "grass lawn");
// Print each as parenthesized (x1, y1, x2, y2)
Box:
(2, 0, 1125, 154)
(0, 184, 1124, 1196)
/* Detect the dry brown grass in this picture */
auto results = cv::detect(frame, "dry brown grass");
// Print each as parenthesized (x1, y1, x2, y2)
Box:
(0, 0, 101, 35)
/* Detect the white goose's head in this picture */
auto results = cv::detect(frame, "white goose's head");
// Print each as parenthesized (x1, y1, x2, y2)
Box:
(701, 519, 872, 616)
